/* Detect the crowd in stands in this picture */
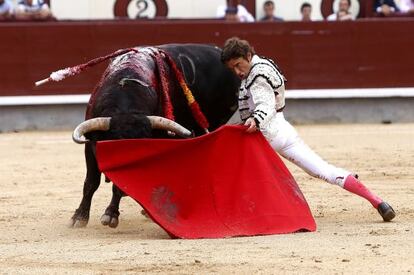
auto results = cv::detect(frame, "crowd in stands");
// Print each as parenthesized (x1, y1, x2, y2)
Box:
(217, 0, 414, 22)
(1, 0, 414, 22)
(0, 0, 54, 21)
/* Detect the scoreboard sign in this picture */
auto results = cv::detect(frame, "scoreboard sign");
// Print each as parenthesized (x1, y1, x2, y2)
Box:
(113, 0, 169, 18)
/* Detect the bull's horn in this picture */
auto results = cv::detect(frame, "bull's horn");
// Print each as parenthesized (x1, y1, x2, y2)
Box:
(72, 117, 111, 144)
(147, 116, 192, 137)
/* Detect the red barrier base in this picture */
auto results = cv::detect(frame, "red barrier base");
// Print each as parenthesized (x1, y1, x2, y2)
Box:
(96, 125, 316, 239)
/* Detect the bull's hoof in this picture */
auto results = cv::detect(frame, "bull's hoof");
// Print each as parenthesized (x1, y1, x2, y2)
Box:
(101, 207, 120, 228)
(68, 218, 89, 228)
(100, 214, 119, 228)
(68, 209, 89, 228)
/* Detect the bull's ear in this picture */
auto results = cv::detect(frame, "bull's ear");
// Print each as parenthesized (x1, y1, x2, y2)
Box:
(119, 78, 149, 88)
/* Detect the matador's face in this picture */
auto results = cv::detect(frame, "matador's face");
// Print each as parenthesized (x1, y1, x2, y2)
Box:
(225, 53, 252, 80)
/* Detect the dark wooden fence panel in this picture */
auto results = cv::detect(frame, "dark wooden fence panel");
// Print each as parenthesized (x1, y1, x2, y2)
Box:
(1, 19, 413, 96)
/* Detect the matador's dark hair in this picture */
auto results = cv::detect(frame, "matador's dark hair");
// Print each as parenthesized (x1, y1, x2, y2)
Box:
(221, 37, 255, 63)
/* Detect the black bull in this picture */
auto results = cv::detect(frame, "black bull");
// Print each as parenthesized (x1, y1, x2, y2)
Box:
(69, 44, 240, 228)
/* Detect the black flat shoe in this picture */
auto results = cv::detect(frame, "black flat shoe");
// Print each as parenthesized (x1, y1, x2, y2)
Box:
(377, 202, 396, 222)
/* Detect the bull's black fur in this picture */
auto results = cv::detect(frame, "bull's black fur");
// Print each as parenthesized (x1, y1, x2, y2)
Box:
(70, 44, 240, 228)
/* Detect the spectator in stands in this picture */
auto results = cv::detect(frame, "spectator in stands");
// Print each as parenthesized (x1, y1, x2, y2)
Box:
(15, 0, 53, 20)
(374, 0, 400, 16)
(0, 0, 13, 20)
(260, 0, 284, 21)
(224, 6, 241, 22)
(397, 0, 414, 13)
(327, 0, 353, 21)
(300, 2, 312, 21)
(217, 0, 255, 22)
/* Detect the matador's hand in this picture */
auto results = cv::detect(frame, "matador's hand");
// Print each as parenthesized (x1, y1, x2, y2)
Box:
(244, 117, 257, 133)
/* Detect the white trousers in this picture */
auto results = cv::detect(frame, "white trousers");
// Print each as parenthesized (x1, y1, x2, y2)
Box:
(266, 113, 351, 187)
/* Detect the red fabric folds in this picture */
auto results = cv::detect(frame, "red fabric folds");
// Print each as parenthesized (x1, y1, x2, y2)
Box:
(96, 125, 316, 239)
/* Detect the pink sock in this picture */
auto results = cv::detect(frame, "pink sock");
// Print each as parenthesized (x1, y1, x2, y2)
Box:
(343, 175, 383, 208)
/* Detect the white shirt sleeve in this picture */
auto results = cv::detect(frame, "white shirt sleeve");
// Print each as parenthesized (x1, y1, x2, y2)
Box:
(249, 76, 276, 127)
(399, 0, 414, 12)
(327, 13, 337, 21)
(399, 0, 408, 12)
(237, 5, 255, 22)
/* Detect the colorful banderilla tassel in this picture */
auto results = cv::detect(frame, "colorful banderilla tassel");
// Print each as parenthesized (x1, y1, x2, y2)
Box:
(153, 52, 175, 121)
(161, 51, 209, 133)
(35, 48, 139, 86)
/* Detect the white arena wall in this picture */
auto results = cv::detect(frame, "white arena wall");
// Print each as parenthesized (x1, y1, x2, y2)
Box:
(1, 88, 414, 132)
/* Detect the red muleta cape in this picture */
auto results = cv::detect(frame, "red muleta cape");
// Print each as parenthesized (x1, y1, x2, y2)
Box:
(96, 125, 316, 239)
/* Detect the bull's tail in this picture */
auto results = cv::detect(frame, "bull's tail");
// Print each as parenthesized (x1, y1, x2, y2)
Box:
(35, 48, 139, 87)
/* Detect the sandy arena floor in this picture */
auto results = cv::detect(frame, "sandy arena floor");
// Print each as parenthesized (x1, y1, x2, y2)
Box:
(0, 123, 413, 274)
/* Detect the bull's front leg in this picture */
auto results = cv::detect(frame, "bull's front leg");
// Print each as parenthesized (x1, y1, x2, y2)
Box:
(100, 184, 124, 228)
(69, 143, 101, 228)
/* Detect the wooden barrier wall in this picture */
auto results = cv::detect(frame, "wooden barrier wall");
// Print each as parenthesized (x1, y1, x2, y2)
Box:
(1, 18, 413, 96)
